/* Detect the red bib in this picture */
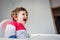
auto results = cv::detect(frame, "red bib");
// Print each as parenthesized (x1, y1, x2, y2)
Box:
(9, 21, 26, 31)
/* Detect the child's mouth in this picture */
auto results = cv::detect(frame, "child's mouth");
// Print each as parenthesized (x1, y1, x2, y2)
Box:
(23, 19, 26, 21)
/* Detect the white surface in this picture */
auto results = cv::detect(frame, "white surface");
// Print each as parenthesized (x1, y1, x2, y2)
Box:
(0, 34, 60, 40)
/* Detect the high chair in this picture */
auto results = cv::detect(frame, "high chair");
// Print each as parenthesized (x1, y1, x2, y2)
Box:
(0, 19, 40, 38)
(0, 19, 11, 38)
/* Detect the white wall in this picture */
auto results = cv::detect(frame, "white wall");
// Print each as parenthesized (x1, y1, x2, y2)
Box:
(0, 0, 56, 34)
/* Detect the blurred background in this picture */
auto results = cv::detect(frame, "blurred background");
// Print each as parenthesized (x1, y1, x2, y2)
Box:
(0, 0, 60, 34)
(0, 0, 60, 40)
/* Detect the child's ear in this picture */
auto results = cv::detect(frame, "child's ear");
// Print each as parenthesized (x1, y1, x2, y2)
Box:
(13, 15, 18, 20)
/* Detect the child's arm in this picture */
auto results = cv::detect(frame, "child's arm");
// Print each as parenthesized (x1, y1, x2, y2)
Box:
(5, 24, 16, 38)
(16, 30, 29, 39)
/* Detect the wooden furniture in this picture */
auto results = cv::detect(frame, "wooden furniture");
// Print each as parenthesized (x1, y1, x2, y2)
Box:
(52, 7, 60, 34)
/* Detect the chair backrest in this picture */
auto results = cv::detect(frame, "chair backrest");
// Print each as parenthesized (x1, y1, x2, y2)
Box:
(0, 19, 11, 38)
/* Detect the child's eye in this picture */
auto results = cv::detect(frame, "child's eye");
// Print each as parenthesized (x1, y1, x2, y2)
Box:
(22, 13, 28, 16)
(22, 14, 25, 15)
(26, 13, 28, 16)
(26, 14, 28, 16)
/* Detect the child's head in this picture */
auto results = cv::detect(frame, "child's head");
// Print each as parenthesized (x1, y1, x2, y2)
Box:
(11, 7, 28, 25)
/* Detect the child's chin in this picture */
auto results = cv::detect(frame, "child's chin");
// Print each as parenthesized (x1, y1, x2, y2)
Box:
(23, 21, 26, 25)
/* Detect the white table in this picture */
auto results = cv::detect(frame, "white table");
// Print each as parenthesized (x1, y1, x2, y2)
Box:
(0, 34, 60, 40)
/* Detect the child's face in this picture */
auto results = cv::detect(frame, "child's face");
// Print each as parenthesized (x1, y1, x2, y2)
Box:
(16, 11, 28, 25)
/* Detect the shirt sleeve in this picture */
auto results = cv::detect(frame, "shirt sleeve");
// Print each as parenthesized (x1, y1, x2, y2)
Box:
(5, 24, 16, 38)
(16, 30, 30, 39)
